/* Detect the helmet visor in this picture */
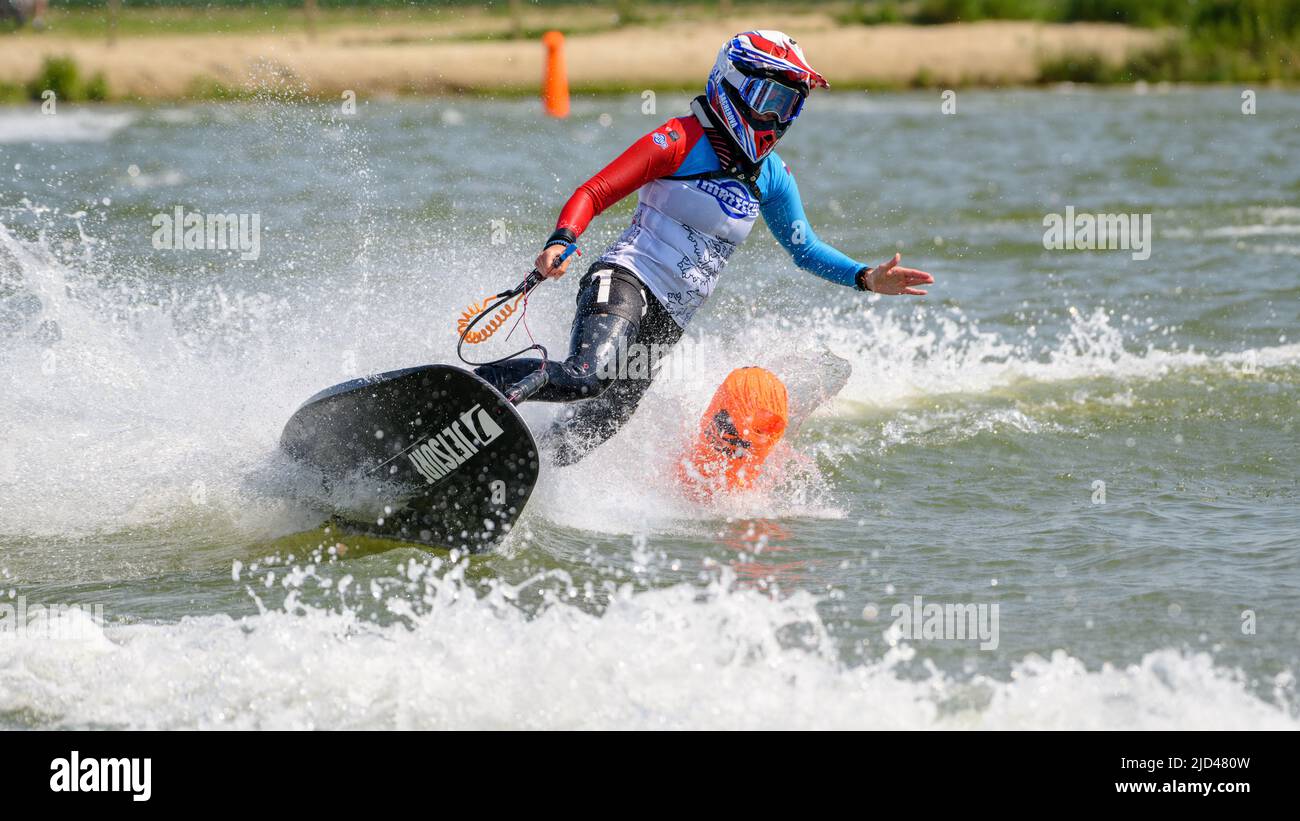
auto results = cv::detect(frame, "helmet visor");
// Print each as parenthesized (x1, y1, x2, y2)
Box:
(736, 76, 806, 123)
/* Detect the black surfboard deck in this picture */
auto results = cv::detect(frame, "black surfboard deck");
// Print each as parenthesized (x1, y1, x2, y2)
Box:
(280, 364, 539, 553)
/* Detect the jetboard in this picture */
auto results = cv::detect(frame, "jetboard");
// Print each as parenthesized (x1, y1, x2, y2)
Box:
(279, 364, 538, 553)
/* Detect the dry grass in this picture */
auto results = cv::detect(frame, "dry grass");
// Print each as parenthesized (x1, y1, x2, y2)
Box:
(0, 11, 1163, 99)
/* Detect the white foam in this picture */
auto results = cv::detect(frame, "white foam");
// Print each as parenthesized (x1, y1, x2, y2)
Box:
(0, 107, 135, 144)
(812, 304, 1300, 408)
(2, 217, 1295, 541)
(0, 571, 1292, 730)
(1205, 224, 1300, 238)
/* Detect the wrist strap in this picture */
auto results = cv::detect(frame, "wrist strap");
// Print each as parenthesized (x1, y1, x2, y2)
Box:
(545, 228, 577, 250)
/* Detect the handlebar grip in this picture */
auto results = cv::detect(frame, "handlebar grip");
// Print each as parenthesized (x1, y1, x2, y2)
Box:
(522, 243, 578, 293)
(556, 242, 579, 265)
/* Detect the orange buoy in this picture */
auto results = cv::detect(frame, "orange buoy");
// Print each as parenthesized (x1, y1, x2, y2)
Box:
(541, 30, 570, 118)
(678, 367, 789, 497)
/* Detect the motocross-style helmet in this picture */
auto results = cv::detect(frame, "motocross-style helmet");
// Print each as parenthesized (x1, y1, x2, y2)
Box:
(705, 30, 829, 163)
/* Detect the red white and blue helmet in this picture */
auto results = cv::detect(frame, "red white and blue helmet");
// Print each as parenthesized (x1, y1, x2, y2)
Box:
(706, 30, 828, 163)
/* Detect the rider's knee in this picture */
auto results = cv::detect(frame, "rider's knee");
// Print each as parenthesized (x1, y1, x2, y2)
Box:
(571, 366, 613, 399)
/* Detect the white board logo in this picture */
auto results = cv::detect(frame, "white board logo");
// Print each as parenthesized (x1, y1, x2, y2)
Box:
(50, 751, 151, 802)
(407, 404, 505, 483)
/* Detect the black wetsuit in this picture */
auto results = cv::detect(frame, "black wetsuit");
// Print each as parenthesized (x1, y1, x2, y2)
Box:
(474, 263, 683, 466)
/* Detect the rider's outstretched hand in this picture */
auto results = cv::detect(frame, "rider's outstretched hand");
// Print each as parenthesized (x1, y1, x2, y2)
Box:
(862, 253, 934, 295)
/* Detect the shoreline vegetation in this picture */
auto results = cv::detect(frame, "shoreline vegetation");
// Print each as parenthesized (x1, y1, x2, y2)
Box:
(0, 1, 1296, 103)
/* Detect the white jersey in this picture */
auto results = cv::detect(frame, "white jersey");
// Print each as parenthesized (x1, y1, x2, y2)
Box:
(597, 101, 764, 327)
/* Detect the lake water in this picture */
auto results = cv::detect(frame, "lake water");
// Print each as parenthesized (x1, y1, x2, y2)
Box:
(0, 87, 1297, 728)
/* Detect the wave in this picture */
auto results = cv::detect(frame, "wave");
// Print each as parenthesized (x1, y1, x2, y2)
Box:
(0, 568, 1293, 730)
(1, 216, 1294, 540)
(0, 107, 136, 145)
(738, 302, 1299, 410)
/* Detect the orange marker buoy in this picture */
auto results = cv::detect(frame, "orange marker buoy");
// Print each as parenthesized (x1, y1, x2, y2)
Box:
(541, 30, 570, 118)
(678, 367, 789, 497)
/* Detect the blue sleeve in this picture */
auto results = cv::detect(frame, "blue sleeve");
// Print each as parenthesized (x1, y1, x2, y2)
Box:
(759, 156, 865, 287)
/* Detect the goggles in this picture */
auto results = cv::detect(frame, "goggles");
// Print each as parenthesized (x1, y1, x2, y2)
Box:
(735, 75, 807, 123)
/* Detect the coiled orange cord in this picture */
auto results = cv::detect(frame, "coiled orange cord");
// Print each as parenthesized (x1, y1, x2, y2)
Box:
(457, 293, 524, 344)
(455, 244, 577, 365)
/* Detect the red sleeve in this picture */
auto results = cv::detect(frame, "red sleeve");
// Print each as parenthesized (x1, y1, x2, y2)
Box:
(555, 116, 700, 236)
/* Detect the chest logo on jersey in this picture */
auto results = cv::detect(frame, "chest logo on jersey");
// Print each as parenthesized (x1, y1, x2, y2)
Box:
(695, 178, 759, 220)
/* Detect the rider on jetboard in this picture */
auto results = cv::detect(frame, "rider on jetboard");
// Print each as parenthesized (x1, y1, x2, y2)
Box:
(476, 30, 935, 464)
